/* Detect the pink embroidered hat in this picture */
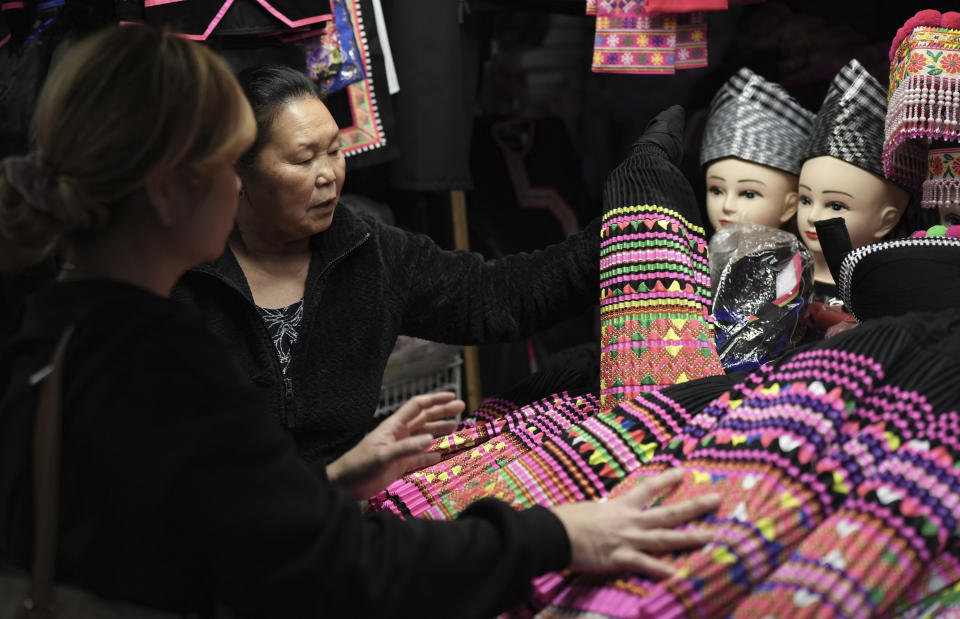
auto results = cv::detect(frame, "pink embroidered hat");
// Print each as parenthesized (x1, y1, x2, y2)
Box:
(883, 10, 960, 196)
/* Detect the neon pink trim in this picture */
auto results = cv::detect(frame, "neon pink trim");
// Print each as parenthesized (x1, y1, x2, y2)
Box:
(255, 1, 328, 28)
(0, 33, 9, 48)
(144, 0, 187, 6)
(158, 0, 234, 41)
(278, 21, 332, 43)
(1, 2, 26, 10)
(118, 21, 143, 26)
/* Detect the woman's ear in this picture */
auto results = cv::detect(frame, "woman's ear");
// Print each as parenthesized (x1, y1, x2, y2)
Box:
(779, 191, 799, 223)
(145, 168, 198, 227)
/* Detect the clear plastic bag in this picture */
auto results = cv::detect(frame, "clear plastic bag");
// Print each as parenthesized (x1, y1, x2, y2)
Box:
(709, 223, 814, 372)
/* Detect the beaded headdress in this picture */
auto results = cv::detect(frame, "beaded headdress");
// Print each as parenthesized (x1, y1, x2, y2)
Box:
(802, 59, 888, 178)
(884, 10, 960, 206)
(700, 67, 815, 176)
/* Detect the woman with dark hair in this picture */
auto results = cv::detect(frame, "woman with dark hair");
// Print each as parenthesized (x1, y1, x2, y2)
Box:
(0, 26, 720, 618)
(171, 64, 606, 469)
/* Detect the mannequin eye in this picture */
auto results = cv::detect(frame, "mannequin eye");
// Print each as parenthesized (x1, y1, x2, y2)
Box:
(826, 201, 849, 212)
(739, 190, 761, 199)
(944, 213, 960, 226)
(798, 195, 812, 206)
(708, 185, 724, 196)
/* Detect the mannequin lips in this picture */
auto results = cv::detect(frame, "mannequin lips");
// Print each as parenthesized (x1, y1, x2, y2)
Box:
(718, 219, 732, 226)
(804, 231, 818, 240)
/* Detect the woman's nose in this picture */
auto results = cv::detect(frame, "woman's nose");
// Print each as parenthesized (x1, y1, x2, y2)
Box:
(315, 159, 333, 186)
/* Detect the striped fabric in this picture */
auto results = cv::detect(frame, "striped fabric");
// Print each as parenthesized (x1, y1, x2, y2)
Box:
(599, 140, 723, 407)
(700, 67, 815, 176)
(803, 59, 889, 178)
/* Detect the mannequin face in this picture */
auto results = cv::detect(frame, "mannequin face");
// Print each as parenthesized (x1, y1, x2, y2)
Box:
(797, 155, 908, 282)
(940, 204, 960, 227)
(705, 158, 799, 231)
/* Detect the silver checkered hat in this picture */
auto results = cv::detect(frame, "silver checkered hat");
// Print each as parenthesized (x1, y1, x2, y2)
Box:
(803, 59, 888, 177)
(700, 67, 815, 176)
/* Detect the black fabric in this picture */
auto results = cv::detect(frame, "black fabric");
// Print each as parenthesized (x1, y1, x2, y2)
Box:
(604, 106, 702, 228)
(171, 205, 599, 467)
(495, 343, 599, 405)
(814, 217, 853, 285)
(0, 279, 570, 618)
(846, 244, 960, 323)
(129, 0, 331, 37)
(384, 0, 476, 189)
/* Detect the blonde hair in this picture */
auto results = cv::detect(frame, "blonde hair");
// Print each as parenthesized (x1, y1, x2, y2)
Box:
(0, 25, 255, 268)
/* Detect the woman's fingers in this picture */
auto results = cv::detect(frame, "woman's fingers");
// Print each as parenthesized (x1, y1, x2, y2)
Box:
(609, 549, 676, 580)
(405, 399, 464, 433)
(623, 468, 687, 506)
(393, 392, 458, 425)
(423, 419, 459, 437)
(380, 433, 434, 464)
(627, 527, 715, 553)
(402, 450, 442, 473)
(637, 493, 721, 529)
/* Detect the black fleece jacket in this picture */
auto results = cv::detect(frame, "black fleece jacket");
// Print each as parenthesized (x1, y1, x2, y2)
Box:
(0, 279, 570, 618)
(171, 206, 599, 467)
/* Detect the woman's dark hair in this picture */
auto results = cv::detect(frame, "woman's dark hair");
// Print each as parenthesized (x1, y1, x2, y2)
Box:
(236, 65, 323, 169)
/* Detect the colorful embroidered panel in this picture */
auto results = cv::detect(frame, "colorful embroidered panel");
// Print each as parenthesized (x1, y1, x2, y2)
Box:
(591, 1, 707, 75)
(884, 25, 960, 190)
(337, 0, 387, 158)
(923, 147, 960, 209)
(600, 203, 720, 405)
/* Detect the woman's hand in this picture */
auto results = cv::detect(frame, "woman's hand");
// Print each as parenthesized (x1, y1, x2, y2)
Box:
(326, 392, 463, 500)
(552, 468, 719, 578)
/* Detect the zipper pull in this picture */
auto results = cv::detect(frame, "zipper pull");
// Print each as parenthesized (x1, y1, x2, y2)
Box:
(284, 377, 294, 401)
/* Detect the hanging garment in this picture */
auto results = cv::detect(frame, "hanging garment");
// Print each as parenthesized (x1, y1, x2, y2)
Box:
(122, 0, 331, 40)
(591, 0, 707, 75)
(302, 0, 365, 97)
(324, 0, 397, 167)
(384, 0, 475, 189)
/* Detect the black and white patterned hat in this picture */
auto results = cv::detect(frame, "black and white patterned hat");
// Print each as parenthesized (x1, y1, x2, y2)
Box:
(700, 67, 815, 176)
(802, 59, 888, 177)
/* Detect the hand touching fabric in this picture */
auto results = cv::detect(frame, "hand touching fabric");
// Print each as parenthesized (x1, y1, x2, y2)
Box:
(552, 468, 719, 578)
(326, 392, 463, 500)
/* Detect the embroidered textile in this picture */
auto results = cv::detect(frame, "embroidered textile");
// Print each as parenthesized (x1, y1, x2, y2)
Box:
(885, 20, 960, 192)
(599, 140, 722, 406)
(923, 147, 960, 209)
(591, 1, 706, 75)
(303, 0, 365, 97)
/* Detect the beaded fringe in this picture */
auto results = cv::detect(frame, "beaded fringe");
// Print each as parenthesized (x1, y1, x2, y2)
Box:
(884, 74, 960, 188)
(922, 177, 960, 208)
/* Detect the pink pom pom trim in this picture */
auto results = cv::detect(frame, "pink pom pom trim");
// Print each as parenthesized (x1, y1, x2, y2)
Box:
(889, 9, 945, 61)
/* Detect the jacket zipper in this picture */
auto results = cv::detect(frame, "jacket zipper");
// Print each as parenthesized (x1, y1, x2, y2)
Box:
(192, 232, 371, 428)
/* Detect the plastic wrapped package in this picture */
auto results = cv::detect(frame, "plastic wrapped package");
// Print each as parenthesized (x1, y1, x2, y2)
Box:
(709, 223, 814, 372)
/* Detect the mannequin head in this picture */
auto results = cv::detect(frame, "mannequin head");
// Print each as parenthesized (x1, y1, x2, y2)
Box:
(705, 157, 798, 230)
(797, 155, 909, 284)
(699, 67, 814, 234)
(941, 203, 960, 227)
